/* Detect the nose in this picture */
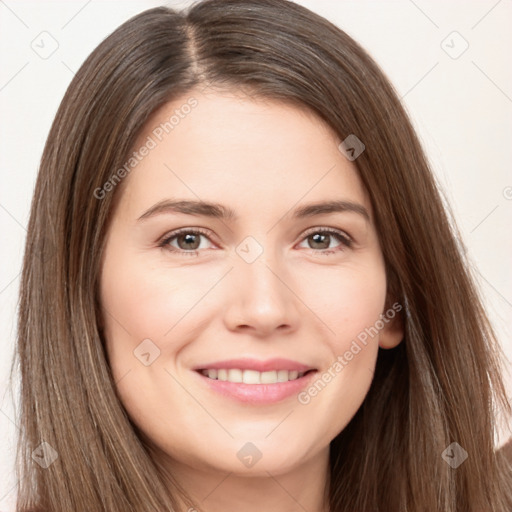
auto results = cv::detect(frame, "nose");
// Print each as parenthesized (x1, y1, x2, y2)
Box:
(223, 248, 301, 338)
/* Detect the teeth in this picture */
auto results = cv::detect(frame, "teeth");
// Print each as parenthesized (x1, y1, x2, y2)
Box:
(201, 368, 306, 384)
(261, 371, 278, 384)
(243, 370, 260, 384)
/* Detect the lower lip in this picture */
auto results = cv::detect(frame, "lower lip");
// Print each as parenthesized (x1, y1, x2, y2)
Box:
(194, 370, 318, 404)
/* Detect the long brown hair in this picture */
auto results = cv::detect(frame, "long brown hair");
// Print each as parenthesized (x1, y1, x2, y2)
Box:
(11, 1, 512, 510)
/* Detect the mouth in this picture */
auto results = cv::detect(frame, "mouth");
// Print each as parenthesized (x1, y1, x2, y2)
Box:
(193, 361, 318, 404)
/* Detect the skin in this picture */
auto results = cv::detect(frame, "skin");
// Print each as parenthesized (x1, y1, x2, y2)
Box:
(99, 87, 403, 512)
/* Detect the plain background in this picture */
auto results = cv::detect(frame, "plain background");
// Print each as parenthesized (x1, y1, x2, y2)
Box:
(1, 1, 511, 509)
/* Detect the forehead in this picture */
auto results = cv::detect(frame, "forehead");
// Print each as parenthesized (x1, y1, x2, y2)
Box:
(116, 88, 371, 220)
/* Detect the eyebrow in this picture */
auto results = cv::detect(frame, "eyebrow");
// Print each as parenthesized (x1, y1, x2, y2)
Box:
(137, 198, 370, 223)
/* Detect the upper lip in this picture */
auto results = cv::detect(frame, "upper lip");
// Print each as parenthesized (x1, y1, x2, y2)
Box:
(193, 358, 316, 373)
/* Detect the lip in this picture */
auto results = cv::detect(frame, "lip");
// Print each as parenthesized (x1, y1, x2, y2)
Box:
(192, 358, 315, 372)
(193, 367, 318, 404)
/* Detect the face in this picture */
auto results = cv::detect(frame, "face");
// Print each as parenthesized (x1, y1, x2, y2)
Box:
(99, 87, 403, 478)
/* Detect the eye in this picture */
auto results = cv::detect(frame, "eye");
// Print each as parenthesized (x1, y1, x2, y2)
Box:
(159, 228, 215, 257)
(159, 226, 353, 257)
(297, 227, 353, 255)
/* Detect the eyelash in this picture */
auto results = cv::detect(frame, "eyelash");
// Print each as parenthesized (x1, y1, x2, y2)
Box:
(158, 227, 353, 257)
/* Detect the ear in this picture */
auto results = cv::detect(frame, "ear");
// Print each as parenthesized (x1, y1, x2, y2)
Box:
(378, 300, 405, 349)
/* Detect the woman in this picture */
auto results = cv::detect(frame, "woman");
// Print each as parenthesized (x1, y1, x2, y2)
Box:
(12, 0, 512, 510)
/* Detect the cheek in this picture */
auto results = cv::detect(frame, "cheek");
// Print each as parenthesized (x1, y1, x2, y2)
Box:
(292, 260, 386, 429)
(100, 252, 212, 351)
(99, 249, 230, 419)
(98, 254, 211, 438)
(297, 257, 387, 348)
(329, 279, 387, 347)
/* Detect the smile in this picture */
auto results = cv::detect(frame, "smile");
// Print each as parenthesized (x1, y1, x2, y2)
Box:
(194, 368, 318, 404)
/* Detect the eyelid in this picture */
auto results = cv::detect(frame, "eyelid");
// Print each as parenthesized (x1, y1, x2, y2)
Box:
(300, 226, 352, 243)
